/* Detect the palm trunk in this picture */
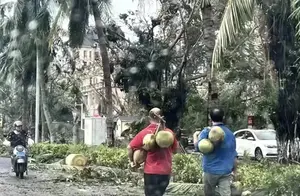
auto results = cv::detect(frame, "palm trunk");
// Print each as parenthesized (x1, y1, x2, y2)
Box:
(202, 1, 227, 124)
(40, 78, 54, 143)
(22, 82, 29, 129)
(37, 46, 54, 143)
(91, 1, 114, 146)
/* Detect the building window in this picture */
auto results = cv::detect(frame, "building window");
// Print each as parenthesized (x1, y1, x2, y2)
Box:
(84, 95, 88, 104)
(95, 51, 99, 60)
(83, 50, 87, 58)
(89, 51, 92, 59)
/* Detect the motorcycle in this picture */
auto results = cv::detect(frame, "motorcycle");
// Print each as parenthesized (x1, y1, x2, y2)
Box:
(12, 145, 28, 179)
(3, 136, 34, 179)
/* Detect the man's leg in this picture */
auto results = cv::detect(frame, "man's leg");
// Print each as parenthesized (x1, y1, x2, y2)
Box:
(144, 174, 170, 196)
(216, 174, 232, 196)
(203, 173, 219, 196)
(144, 173, 157, 196)
(156, 174, 170, 196)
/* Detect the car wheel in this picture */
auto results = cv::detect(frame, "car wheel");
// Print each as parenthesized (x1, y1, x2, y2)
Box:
(255, 148, 263, 161)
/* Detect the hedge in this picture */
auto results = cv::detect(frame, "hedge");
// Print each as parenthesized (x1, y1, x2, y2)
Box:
(30, 143, 300, 195)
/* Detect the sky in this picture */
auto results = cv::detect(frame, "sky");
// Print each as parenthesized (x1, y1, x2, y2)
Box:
(1, 0, 160, 41)
(109, 0, 160, 41)
(50, 0, 159, 41)
(111, 0, 158, 18)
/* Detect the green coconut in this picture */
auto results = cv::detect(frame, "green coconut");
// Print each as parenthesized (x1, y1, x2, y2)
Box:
(208, 126, 225, 142)
(155, 130, 174, 148)
(198, 139, 214, 154)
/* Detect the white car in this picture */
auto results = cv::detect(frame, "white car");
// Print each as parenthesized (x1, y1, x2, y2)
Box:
(234, 129, 277, 160)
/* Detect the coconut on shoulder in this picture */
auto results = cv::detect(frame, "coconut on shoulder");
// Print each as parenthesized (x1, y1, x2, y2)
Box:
(142, 133, 157, 150)
(155, 130, 174, 148)
(198, 139, 214, 154)
(208, 126, 225, 142)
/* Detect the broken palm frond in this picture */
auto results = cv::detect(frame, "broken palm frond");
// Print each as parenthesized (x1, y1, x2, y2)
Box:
(166, 183, 204, 195)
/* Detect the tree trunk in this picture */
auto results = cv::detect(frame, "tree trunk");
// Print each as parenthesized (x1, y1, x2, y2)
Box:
(202, 1, 227, 123)
(21, 82, 29, 129)
(40, 80, 54, 143)
(72, 110, 79, 144)
(72, 123, 79, 144)
(91, 1, 114, 146)
(264, 3, 295, 162)
(41, 110, 45, 142)
(37, 46, 54, 143)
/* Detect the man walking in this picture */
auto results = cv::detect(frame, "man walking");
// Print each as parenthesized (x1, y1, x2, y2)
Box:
(128, 107, 178, 196)
(194, 108, 238, 196)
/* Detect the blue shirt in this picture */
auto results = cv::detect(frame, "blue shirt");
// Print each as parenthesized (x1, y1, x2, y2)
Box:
(195, 124, 237, 175)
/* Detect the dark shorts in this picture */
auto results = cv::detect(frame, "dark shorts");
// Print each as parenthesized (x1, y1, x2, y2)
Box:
(144, 173, 170, 196)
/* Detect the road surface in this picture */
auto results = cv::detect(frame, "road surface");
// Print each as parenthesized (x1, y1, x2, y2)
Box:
(0, 157, 143, 196)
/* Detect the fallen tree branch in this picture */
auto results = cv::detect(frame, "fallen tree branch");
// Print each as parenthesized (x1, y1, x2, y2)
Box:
(185, 73, 207, 82)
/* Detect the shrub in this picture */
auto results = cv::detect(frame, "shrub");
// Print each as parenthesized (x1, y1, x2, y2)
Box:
(30, 143, 300, 194)
(172, 154, 203, 183)
(93, 146, 128, 169)
(31, 143, 129, 169)
(31, 144, 203, 182)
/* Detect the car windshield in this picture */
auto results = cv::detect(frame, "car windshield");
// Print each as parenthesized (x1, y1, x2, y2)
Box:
(254, 131, 276, 140)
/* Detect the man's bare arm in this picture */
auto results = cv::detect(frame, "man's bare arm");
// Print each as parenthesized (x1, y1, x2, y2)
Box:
(193, 131, 200, 146)
(127, 145, 134, 162)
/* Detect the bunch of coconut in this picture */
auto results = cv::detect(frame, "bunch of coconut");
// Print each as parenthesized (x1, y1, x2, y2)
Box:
(198, 126, 225, 154)
(133, 108, 175, 165)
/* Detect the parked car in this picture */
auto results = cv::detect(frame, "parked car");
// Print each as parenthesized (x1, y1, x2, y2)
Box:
(234, 129, 277, 160)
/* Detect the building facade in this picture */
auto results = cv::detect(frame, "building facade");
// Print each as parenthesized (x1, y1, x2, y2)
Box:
(78, 30, 125, 120)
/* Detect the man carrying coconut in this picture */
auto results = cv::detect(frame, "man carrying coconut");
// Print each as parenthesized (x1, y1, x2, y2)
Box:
(127, 107, 178, 196)
(194, 108, 238, 196)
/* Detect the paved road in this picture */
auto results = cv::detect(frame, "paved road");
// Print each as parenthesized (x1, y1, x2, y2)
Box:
(0, 157, 143, 196)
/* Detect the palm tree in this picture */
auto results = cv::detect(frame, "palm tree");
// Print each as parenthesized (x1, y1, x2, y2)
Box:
(0, 0, 54, 141)
(200, 0, 227, 124)
(211, 0, 300, 162)
(67, 0, 114, 145)
(0, 0, 39, 128)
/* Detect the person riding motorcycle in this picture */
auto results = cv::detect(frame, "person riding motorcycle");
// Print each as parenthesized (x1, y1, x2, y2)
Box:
(6, 121, 28, 171)
(7, 121, 28, 148)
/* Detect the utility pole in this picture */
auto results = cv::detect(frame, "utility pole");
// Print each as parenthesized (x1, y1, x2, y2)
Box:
(35, 43, 40, 143)
(34, 0, 40, 143)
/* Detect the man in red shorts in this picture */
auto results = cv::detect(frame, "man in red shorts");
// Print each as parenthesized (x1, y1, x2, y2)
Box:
(127, 108, 178, 196)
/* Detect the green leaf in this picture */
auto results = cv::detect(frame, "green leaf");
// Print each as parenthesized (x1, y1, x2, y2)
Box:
(212, 0, 256, 71)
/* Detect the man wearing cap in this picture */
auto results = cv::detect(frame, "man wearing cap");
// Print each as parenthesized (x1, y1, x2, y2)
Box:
(127, 108, 178, 196)
(194, 108, 238, 196)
